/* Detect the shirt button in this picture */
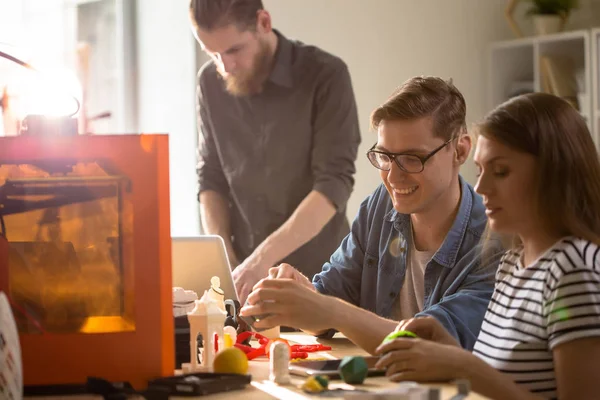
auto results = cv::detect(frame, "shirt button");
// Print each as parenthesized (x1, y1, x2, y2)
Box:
(389, 292, 396, 298)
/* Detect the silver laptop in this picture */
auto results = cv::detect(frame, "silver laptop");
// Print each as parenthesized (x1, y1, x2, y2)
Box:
(171, 235, 238, 303)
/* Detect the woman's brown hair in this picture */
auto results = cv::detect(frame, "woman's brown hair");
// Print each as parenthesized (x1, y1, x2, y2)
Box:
(478, 92, 600, 245)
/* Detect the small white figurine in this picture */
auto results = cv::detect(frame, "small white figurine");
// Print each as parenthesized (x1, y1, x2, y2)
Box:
(269, 341, 291, 385)
(187, 290, 227, 372)
(208, 276, 226, 312)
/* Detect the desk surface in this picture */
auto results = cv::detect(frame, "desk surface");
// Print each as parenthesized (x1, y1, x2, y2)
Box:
(29, 333, 489, 399)
(176, 332, 489, 400)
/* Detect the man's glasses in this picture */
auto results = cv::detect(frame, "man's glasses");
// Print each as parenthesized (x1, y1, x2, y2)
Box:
(366, 137, 455, 173)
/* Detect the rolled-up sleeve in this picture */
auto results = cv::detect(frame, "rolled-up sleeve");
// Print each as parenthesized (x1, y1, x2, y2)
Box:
(311, 60, 361, 210)
(196, 70, 230, 200)
(313, 195, 373, 305)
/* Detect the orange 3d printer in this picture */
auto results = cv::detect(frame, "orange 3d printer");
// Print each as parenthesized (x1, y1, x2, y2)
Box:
(0, 133, 174, 389)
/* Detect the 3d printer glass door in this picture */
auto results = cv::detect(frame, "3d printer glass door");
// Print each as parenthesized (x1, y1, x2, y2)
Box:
(0, 162, 134, 334)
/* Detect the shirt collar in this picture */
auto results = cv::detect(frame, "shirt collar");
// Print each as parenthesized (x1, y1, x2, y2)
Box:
(268, 30, 293, 88)
(384, 176, 473, 268)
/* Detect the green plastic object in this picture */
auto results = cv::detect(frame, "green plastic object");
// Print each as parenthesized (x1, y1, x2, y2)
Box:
(338, 356, 368, 384)
(382, 330, 418, 344)
(314, 375, 329, 389)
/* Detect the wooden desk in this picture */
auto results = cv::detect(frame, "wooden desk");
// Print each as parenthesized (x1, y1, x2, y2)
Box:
(176, 332, 490, 400)
(29, 333, 489, 399)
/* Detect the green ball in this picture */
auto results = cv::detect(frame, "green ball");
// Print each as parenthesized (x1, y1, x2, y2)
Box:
(382, 330, 418, 344)
(338, 356, 368, 384)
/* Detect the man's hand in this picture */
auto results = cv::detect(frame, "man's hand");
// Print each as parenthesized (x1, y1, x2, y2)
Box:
(267, 263, 315, 290)
(232, 257, 271, 304)
(395, 316, 459, 347)
(239, 278, 331, 333)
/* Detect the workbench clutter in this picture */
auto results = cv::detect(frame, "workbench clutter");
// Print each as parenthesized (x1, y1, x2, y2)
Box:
(179, 274, 332, 374)
(300, 378, 442, 399)
(291, 330, 448, 399)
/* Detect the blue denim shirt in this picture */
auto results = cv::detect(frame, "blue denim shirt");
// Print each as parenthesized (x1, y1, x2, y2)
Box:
(313, 177, 502, 350)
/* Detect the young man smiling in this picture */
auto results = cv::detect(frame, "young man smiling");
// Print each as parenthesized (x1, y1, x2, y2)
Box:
(241, 77, 503, 353)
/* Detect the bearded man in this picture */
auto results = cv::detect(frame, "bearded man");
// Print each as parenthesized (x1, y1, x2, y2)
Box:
(189, 0, 361, 303)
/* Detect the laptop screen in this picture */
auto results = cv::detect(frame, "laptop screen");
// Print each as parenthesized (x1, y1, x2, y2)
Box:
(171, 236, 238, 303)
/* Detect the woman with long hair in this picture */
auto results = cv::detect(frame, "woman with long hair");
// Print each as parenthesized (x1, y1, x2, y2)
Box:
(375, 92, 600, 399)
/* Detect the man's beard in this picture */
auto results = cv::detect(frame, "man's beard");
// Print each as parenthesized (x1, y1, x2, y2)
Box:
(219, 39, 272, 96)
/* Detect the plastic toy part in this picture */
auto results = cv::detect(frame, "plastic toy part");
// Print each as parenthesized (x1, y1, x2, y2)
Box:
(381, 330, 418, 345)
(300, 375, 329, 393)
(269, 341, 291, 385)
(338, 356, 368, 384)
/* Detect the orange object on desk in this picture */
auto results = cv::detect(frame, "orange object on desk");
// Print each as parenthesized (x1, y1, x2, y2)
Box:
(0, 134, 173, 389)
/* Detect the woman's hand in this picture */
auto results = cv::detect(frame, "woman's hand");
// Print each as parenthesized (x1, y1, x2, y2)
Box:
(375, 337, 468, 382)
(395, 316, 459, 347)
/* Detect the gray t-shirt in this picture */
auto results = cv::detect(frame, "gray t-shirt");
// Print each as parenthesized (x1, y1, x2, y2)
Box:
(391, 229, 434, 321)
(196, 30, 361, 278)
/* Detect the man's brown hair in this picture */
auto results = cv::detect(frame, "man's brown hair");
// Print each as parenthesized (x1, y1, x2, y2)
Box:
(189, 0, 263, 31)
(371, 76, 467, 140)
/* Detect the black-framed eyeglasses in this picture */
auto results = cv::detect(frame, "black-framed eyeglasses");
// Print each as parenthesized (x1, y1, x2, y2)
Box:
(366, 137, 455, 173)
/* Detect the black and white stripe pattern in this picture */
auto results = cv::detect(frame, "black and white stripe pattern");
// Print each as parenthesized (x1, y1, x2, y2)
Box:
(473, 237, 600, 399)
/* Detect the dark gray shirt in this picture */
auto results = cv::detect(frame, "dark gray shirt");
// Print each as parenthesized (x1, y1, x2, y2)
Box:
(196, 30, 361, 278)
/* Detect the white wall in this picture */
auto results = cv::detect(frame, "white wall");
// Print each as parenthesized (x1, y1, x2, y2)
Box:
(136, 0, 200, 236)
(7, 0, 600, 233)
(264, 0, 514, 219)
(0, 0, 23, 136)
(0, 0, 202, 236)
(0, 0, 23, 45)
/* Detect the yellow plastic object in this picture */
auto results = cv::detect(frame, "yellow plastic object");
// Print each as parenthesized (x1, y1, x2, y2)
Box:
(224, 333, 233, 348)
(300, 376, 327, 393)
(213, 347, 249, 375)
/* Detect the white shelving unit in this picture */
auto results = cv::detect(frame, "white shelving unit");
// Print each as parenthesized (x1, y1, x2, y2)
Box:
(489, 29, 598, 147)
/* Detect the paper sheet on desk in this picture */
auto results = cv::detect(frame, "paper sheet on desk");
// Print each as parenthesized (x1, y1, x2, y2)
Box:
(252, 379, 434, 400)
(343, 381, 433, 399)
(0, 291, 22, 400)
(251, 380, 365, 400)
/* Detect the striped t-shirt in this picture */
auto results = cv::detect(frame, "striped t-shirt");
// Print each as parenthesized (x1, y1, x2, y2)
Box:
(472, 237, 600, 399)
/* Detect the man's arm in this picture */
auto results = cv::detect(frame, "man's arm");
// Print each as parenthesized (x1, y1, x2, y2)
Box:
(329, 297, 401, 354)
(245, 190, 336, 271)
(196, 70, 238, 265)
(242, 239, 502, 354)
(241, 277, 398, 351)
(309, 60, 361, 215)
(322, 240, 502, 353)
(199, 191, 238, 266)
